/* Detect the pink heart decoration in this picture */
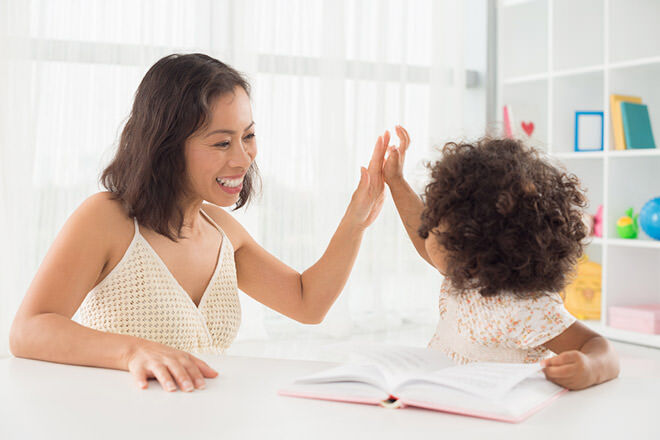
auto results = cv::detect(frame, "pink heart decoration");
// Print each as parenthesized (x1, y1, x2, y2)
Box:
(521, 121, 534, 137)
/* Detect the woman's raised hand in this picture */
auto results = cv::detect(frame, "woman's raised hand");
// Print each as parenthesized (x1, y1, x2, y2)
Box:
(125, 340, 218, 391)
(383, 125, 410, 185)
(345, 131, 389, 229)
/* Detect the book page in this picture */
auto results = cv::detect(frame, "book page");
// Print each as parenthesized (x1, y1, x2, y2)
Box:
(292, 344, 454, 393)
(293, 364, 388, 392)
(345, 344, 455, 389)
(401, 362, 544, 400)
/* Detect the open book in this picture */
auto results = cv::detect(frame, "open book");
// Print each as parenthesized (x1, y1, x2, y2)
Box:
(279, 345, 566, 423)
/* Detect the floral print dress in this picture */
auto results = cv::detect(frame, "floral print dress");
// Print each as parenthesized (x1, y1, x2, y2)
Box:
(428, 278, 576, 364)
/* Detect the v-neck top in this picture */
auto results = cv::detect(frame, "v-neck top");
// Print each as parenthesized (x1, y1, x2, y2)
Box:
(75, 209, 241, 354)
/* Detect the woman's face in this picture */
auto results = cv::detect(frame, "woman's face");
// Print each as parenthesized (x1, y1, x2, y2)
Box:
(184, 86, 256, 207)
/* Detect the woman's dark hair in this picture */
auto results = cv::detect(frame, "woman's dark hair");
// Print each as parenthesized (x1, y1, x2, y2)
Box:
(101, 53, 259, 241)
(419, 138, 588, 297)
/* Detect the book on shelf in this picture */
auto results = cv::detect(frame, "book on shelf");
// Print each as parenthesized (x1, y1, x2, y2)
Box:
(621, 102, 656, 150)
(279, 344, 566, 423)
(610, 94, 642, 150)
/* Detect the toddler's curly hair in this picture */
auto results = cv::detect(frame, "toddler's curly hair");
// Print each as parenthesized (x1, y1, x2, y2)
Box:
(419, 137, 588, 297)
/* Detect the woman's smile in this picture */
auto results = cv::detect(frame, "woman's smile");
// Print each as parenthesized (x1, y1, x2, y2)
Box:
(216, 174, 244, 194)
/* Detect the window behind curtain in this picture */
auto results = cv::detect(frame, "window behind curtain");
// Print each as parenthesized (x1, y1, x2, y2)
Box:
(0, 0, 487, 357)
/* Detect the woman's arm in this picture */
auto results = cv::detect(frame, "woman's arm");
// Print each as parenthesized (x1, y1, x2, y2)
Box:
(541, 321, 620, 390)
(10, 193, 216, 391)
(209, 135, 388, 324)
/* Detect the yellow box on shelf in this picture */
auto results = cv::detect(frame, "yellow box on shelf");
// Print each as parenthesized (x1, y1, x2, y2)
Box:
(561, 255, 601, 320)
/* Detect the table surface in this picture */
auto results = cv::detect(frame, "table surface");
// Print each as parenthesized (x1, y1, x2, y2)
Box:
(1, 351, 660, 440)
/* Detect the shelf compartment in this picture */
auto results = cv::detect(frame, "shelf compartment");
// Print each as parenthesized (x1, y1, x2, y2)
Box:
(606, 246, 660, 310)
(502, 79, 549, 148)
(552, 0, 604, 71)
(498, 0, 548, 80)
(552, 71, 604, 154)
(607, 156, 660, 241)
(608, 63, 660, 154)
(609, 0, 660, 64)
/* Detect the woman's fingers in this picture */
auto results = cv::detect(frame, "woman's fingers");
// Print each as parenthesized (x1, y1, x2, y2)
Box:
(181, 358, 207, 389)
(192, 357, 219, 378)
(368, 135, 386, 175)
(127, 343, 218, 392)
(166, 360, 195, 392)
(357, 167, 370, 194)
(151, 364, 177, 392)
(132, 365, 149, 389)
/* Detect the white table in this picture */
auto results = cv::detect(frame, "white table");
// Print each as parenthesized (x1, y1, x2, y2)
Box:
(1, 352, 659, 439)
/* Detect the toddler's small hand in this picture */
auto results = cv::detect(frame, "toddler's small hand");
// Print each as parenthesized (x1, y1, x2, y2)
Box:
(383, 125, 410, 186)
(541, 350, 595, 390)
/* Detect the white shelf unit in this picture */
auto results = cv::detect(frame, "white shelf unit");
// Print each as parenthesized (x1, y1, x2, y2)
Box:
(497, 0, 660, 348)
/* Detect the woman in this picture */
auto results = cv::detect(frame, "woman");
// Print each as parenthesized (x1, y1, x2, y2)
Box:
(9, 53, 390, 392)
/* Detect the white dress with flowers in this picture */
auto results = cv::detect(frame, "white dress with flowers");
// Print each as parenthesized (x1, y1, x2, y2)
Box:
(428, 278, 576, 364)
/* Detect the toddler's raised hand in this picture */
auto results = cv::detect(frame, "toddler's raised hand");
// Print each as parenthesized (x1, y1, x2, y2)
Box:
(383, 125, 410, 185)
(541, 350, 595, 390)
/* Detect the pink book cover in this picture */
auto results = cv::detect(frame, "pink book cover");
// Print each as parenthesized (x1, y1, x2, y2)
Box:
(278, 387, 567, 424)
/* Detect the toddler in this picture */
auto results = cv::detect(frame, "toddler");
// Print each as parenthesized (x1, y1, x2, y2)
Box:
(383, 126, 619, 390)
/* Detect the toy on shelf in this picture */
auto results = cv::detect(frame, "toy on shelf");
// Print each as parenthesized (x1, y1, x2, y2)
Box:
(589, 204, 603, 237)
(616, 208, 639, 239)
(639, 197, 660, 240)
(521, 121, 534, 137)
(561, 255, 601, 320)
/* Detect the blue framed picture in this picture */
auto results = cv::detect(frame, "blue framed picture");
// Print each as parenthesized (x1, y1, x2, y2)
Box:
(574, 111, 604, 152)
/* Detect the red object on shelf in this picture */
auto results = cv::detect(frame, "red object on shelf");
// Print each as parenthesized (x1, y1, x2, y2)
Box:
(521, 121, 534, 137)
(609, 304, 660, 334)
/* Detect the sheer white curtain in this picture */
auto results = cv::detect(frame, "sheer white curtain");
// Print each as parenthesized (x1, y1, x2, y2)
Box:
(0, 0, 478, 356)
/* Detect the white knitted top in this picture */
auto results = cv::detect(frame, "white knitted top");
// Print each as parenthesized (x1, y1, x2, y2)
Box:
(76, 209, 241, 354)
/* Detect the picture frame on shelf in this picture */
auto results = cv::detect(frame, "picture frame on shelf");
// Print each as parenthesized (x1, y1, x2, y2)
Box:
(574, 111, 604, 152)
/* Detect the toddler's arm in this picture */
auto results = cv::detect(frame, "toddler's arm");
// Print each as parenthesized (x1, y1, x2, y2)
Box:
(383, 126, 435, 267)
(541, 321, 620, 390)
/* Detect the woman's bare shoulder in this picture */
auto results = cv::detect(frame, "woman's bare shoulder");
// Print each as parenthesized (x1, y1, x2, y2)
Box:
(78, 192, 133, 228)
(70, 192, 135, 251)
